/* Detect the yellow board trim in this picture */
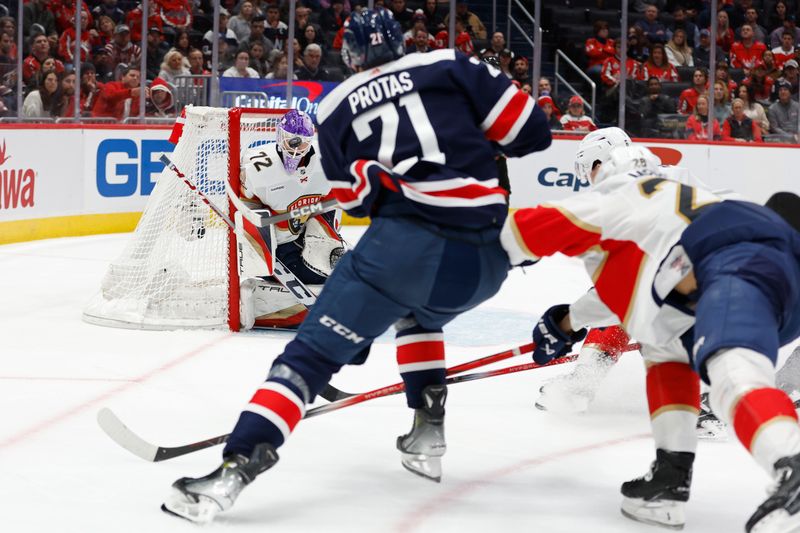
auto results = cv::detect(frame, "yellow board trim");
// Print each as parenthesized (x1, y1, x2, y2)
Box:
(0, 213, 143, 245)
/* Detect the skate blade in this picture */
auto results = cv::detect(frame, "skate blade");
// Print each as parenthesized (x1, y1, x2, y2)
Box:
(534, 391, 591, 414)
(162, 488, 222, 524)
(750, 509, 800, 533)
(401, 453, 442, 483)
(696, 420, 728, 441)
(621, 497, 686, 530)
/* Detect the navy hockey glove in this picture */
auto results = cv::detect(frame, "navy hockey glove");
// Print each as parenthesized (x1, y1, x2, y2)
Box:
(532, 304, 588, 365)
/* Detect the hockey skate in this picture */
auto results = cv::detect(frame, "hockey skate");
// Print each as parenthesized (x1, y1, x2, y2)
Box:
(696, 392, 728, 440)
(535, 347, 615, 413)
(620, 449, 694, 530)
(747, 453, 800, 533)
(397, 385, 447, 482)
(162, 443, 279, 524)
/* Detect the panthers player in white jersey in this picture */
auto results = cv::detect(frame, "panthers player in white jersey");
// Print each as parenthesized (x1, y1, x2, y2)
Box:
(236, 109, 345, 329)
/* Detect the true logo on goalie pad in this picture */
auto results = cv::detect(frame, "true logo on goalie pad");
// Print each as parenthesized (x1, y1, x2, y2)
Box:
(319, 314, 365, 344)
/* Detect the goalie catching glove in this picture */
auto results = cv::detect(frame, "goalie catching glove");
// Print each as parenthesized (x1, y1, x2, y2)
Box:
(532, 304, 588, 364)
(300, 214, 345, 278)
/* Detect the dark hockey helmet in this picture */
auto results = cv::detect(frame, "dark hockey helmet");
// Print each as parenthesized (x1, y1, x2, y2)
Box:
(341, 8, 405, 71)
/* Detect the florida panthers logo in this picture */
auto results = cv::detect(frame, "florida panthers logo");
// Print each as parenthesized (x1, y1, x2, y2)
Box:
(286, 194, 323, 234)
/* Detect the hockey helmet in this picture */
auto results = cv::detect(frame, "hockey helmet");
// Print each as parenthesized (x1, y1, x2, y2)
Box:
(574, 127, 632, 183)
(341, 8, 405, 71)
(594, 145, 661, 184)
(277, 109, 315, 174)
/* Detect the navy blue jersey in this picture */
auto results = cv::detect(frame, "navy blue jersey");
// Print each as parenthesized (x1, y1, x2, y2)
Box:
(316, 49, 552, 229)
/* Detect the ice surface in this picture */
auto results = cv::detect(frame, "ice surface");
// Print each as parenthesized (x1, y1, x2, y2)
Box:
(0, 227, 796, 533)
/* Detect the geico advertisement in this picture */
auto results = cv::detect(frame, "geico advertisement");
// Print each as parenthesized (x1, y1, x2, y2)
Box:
(83, 129, 173, 213)
(0, 131, 82, 222)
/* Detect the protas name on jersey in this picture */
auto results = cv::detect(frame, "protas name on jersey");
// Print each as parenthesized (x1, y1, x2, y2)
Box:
(317, 49, 551, 229)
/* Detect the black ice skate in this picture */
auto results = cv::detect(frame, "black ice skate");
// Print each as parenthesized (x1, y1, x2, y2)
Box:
(746, 452, 800, 533)
(397, 384, 447, 482)
(162, 443, 279, 524)
(621, 449, 694, 530)
(696, 392, 728, 440)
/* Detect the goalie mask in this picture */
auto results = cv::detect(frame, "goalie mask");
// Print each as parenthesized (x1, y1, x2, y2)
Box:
(277, 110, 315, 174)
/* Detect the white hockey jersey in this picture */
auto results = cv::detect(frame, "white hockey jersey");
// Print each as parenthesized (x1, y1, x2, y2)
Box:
(502, 167, 723, 351)
(240, 142, 331, 245)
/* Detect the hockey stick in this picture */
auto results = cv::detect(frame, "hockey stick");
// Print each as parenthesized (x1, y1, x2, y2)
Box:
(97, 343, 641, 462)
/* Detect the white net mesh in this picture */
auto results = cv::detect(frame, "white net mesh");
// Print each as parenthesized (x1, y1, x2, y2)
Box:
(83, 106, 285, 330)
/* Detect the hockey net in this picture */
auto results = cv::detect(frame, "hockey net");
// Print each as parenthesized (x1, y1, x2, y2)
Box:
(83, 106, 288, 331)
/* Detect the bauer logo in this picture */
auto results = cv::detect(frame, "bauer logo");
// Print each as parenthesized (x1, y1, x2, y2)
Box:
(537, 167, 590, 192)
(0, 139, 36, 210)
(96, 139, 174, 197)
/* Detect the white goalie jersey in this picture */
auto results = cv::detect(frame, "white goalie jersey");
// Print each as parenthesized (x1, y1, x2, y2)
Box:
(240, 142, 332, 246)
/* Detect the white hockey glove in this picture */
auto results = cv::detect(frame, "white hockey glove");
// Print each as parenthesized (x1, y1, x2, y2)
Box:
(301, 216, 345, 278)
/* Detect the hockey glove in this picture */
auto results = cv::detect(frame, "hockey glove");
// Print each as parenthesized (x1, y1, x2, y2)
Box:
(532, 304, 588, 365)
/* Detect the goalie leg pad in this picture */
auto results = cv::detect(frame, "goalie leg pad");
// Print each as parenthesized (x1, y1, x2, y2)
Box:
(239, 277, 321, 330)
(235, 210, 277, 277)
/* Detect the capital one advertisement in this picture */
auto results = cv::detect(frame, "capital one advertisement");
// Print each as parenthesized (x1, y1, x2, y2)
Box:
(219, 78, 338, 121)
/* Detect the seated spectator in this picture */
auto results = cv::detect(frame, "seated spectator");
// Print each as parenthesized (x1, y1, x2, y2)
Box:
(738, 5, 768, 44)
(539, 76, 554, 97)
(435, 19, 474, 54)
(158, 50, 190, 85)
(94, 15, 115, 48)
(79, 62, 102, 116)
(668, 6, 699, 48)
(626, 26, 649, 63)
(247, 15, 276, 56)
(723, 97, 762, 141)
(538, 95, 562, 130)
(636, 5, 668, 45)
(766, 1, 790, 33)
(744, 64, 775, 103)
(444, 1, 487, 40)
(148, 77, 174, 117)
(404, 11, 430, 48)
(55, 71, 77, 117)
(172, 31, 192, 59)
(768, 80, 800, 142)
(22, 70, 60, 118)
(498, 48, 513, 78)
(716, 10, 735, 53)
(762, 49, 782, 80)
(23, 34, 64, 86)
(223, 50, 260, 78)
(0, 32, 15, 63)
(58, 10, 93, 63)
(390, 0, 415, 31)
(124, 3, 162, 42)
(694, 29, 724, 69)
(320, 0, 348, 33)
(600, 40, 641, 89)
(249, 42, 270, 77)
(685, 94, 722, 140)
(641, 44, 679, 82)
(265, 51, 297, 80)
(560, 96, 597, 132)
(716, 61, 738, 94)
(512, 56, 530, 85)
(421, 0, 444, 35)
(91, 65, 146, 120)
(679, 68, 709, 114)
(105, 24, 141, 69)
(23, 0, 56, 38)
(92, 46, 115, 83)
(488, 32, 506, 55)
(771, 30, 797, 70)
(153, 0, 193, 33)
(639, 76, 677, 136)
(770, 15, 800, 50)
(406, 29, 432, 54)
(296, 43, 332, 81)
(585, 20, 615, 77)
(92, 0, 125, 25)
(187, 48, 209, 76)
(294, 6, 312, 33)
(730, 24, 767, 74)
(229, 1, 256, 44)
(666, 28, 694, 67)
(292, 38, 306, 70)
(771, 58, 800, 99)
(713, 80, 732, 122)
(264, 4, 288, 49)
(146, 27, 170, 81)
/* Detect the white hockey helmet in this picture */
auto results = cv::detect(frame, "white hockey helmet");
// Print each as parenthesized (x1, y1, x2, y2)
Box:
(574, 127, 632, 182)
(594, 145, 661, 184)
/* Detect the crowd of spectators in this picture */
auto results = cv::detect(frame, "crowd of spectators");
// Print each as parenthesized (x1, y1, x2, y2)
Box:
(579, 2, 800, 142)
(0, 0, 507, 121)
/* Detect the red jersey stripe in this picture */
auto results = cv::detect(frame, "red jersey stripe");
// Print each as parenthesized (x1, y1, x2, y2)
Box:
(484, 90, 530, 142)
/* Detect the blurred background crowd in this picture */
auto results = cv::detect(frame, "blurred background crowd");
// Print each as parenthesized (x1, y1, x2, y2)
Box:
(1, 0, 799, 143)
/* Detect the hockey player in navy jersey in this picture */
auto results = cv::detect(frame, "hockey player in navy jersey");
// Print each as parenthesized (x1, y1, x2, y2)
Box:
(162, 7, 551, 523)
